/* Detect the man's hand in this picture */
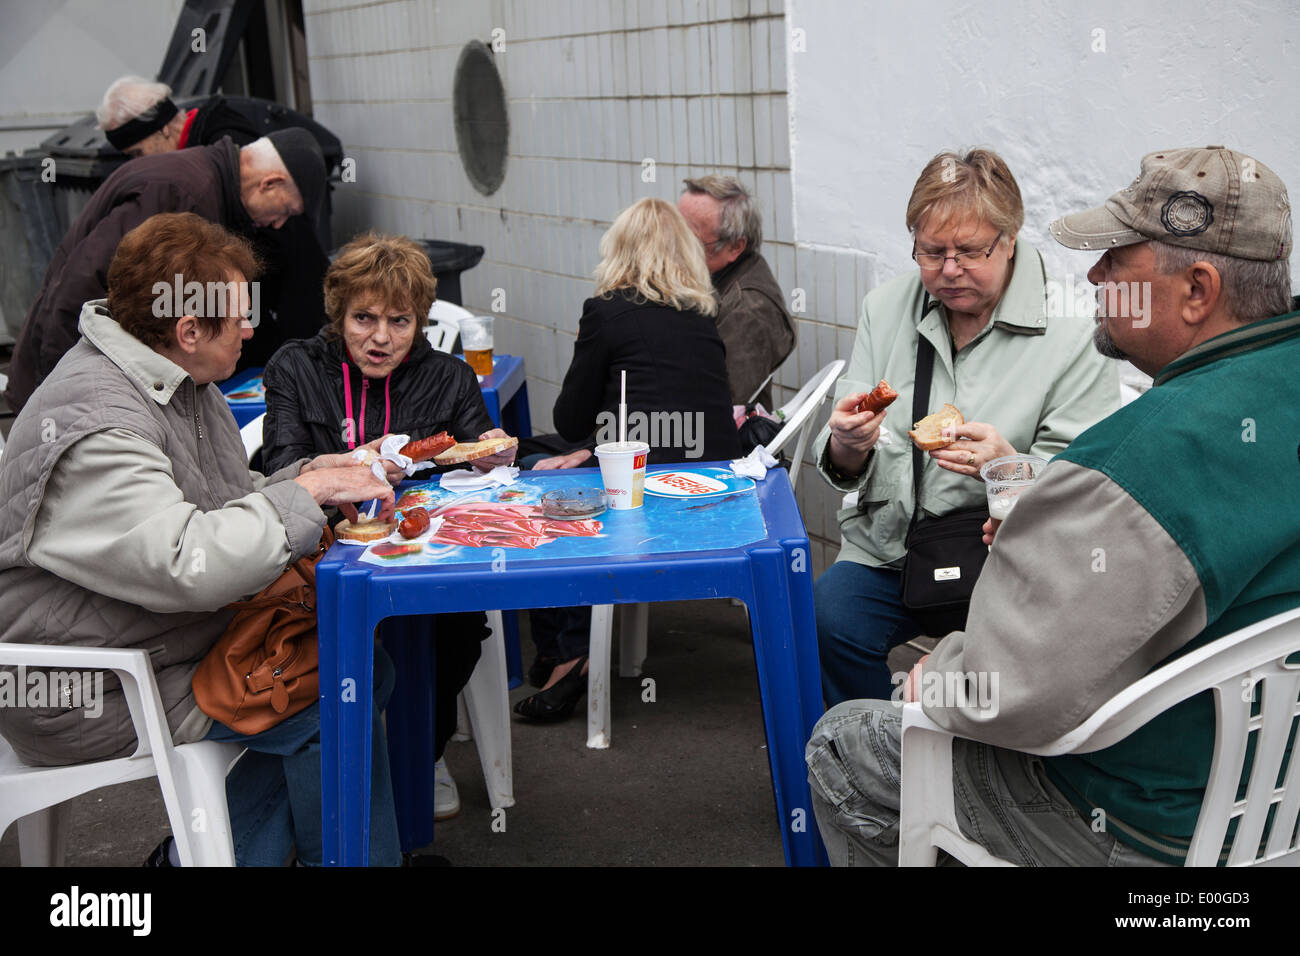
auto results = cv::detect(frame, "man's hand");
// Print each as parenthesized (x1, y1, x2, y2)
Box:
(532, 448, 594, 470)
(470, 427, 519, 471)
(929, 421, 1016, 480)
(825, 392, 888, 478)
(293, 465, 395, 521)
(982, 517, 1002, 546)
(902, 654, 931, 704)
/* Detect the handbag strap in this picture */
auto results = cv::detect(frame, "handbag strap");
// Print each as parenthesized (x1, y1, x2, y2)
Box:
(907, 334, 937, 534)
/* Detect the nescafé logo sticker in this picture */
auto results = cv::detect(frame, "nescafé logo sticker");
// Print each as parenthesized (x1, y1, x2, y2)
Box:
(1160, 190, 1214, 237)
(643, 468, 755, 498)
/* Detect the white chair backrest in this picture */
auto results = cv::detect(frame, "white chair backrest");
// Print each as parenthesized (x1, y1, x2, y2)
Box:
(1047, 605, 1300, 865)
(425, 300, 474, 354)
(765, 361, 847, 487)
(240, 413, 265, 465)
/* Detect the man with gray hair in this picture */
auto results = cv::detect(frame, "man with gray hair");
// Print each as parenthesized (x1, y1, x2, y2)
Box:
(5, 129, 326, 412)
(807, 146, 1299, 866)
(679, 175, 795, 409)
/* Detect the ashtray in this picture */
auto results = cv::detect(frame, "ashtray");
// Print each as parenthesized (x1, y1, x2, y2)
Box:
(541, 487, 607, 520)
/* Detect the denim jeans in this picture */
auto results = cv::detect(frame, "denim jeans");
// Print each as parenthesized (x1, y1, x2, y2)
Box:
(805, 699, 1170, 867)
(204, 643, 401, 867)
(814, 560, 924, 707)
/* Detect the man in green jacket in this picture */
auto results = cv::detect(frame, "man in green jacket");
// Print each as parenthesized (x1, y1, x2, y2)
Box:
(806, 146, 1299, 866)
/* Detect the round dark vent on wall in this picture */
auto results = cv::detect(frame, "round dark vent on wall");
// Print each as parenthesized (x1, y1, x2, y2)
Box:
(453, 40, 509, 196)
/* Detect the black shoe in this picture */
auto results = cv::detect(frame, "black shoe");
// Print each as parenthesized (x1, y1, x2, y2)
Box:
(143, 837, 174, 867)
(527, 654, 560, 688)
(513, 656, 588, 722)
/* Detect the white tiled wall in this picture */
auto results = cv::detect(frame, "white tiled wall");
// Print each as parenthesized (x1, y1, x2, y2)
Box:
(303, 0, 859, 566)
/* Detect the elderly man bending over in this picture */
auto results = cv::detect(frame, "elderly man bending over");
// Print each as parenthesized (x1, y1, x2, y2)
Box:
(0, 212, 402, 866)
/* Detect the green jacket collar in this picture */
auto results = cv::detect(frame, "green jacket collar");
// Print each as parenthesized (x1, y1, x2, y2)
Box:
(917, 240, 1050, 339)
(78, 300, 190, 405)
(1154, 302, 1300, 386)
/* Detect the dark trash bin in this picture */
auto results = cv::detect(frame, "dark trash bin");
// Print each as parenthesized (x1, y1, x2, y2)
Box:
(414, 240, 484, 307)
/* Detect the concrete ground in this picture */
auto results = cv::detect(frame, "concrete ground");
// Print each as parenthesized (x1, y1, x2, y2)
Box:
(0, 593, 929, 867)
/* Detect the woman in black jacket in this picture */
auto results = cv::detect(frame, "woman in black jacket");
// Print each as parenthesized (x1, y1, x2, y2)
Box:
(262, 233, 513, 823)
(518, 198, 741, 720)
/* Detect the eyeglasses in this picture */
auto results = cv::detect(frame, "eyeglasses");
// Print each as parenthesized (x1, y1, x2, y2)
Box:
(912, 231, 1004, 271)
(699, 236, 729, 253)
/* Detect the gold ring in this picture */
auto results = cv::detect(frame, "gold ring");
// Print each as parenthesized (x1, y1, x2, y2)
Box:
(968, 454, 976, 466)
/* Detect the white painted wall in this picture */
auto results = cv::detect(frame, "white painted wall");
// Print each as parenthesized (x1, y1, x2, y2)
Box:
(788, 0, 1300, 292)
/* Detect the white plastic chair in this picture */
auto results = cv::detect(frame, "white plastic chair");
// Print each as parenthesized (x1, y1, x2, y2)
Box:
(580, 360, 848, 748)
(765, 359, 847, 491)
(240, 412, 265, 465)
(453, 610, 515, 809)
(425, 300, 473, 353)
(898, 605, 1300, 867)
(0, 643, 244, 866)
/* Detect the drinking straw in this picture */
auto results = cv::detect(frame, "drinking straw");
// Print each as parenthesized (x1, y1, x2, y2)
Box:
(619, 369, 627, 445)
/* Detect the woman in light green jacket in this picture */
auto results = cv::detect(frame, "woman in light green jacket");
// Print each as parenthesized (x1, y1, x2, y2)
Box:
(812, 148, 1119, 706)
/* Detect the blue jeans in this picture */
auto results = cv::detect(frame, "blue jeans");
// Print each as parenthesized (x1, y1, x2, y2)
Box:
(204, 644, 401, 867)
(814, 560, 923, 707)
(806, 699, 1169, 866)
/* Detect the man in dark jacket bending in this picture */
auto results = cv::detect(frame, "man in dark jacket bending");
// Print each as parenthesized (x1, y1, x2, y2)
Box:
(5, 128, 326, 413)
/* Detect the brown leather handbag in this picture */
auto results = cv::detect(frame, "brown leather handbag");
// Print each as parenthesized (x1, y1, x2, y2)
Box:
(193, 529, 332, 735)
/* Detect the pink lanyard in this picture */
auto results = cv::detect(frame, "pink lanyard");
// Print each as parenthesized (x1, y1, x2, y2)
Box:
(342, 361, 392, 450)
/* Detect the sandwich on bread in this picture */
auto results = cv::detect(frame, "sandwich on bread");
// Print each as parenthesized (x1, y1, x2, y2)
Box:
(336, 516, 398, 543)
(908, 403, 964, 451)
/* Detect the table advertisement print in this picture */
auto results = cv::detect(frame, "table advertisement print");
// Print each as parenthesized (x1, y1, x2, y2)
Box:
(358, 467, 767, 567)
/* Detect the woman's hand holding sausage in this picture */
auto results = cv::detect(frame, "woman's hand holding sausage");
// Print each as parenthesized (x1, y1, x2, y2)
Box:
(826, 392, 888, 478)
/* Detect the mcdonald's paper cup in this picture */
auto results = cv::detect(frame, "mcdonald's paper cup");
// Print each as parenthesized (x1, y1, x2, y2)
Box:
(594, 441, 650, 510)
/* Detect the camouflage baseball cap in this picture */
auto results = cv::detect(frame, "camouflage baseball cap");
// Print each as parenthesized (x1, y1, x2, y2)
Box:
(1050, 146, 1292, 262)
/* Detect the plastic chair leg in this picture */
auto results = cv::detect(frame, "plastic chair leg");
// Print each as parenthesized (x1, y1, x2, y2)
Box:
(168, 742, 243, 866)
(617, 603, 649, 677)
(16, 804, 70, 866)
(463, 611, 515, 809)
(587, 604, 614, 749)
(452, 694, 473, 742)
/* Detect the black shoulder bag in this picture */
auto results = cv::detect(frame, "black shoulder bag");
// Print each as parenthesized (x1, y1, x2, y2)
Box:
(898, 336, 989, 635)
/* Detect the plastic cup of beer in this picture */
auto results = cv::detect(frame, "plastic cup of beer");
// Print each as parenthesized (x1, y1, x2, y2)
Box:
(979, 454, 1048, 520)
(459, 315, 494, 376)
(594, 441, 650, 510)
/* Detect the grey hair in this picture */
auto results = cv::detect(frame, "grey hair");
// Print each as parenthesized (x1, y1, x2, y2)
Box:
(96, 76, 173, 130)
(1149, 240, 1293, 324)
(681, 175, 762, 254)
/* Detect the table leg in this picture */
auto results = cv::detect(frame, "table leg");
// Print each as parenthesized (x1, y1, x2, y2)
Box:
(318, 565, 378, 866)
(381, 617, 437, 853)
(744, 543, 829, 866)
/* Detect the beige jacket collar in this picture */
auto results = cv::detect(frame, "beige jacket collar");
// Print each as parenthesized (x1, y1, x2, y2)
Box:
(78, 300, 190, 405)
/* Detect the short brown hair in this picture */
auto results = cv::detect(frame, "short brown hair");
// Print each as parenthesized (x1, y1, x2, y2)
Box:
(324, 233, 438, 337)
(107, 212, 259, 350)
(905, 148, 1024, 238)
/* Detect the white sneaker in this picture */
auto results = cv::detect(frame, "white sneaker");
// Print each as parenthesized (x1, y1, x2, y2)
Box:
(434, 758, 461, 821)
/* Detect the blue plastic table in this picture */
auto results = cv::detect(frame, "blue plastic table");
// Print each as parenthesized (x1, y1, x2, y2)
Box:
(218, 355, 532, 436)
(217, 368, 266, 428)
(316, 464, 827, 866)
